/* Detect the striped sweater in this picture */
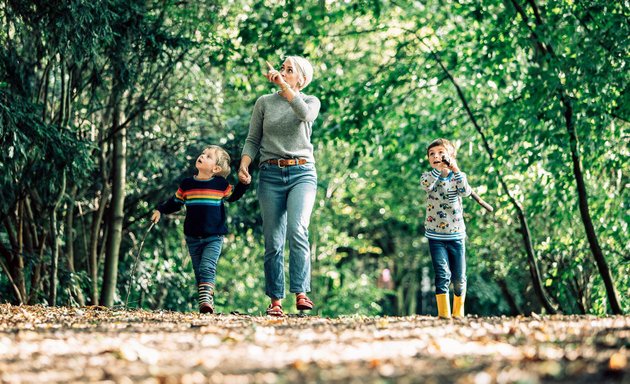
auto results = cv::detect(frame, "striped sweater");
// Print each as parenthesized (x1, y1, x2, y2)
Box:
(420, 169, 472, 240)
(157, 176, 248, 237)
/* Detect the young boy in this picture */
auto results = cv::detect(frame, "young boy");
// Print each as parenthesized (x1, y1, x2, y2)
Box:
(151, 145, 248, 314)
(420, 138, 472, 319)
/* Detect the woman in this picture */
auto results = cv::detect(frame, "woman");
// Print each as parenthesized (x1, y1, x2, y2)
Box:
(238, 56, 320, 317)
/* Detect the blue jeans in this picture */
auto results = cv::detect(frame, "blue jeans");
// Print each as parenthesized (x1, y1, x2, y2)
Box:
(257, 162, 317, 299)
(185, 235, 224, 285)
(428, 238, 466, 296)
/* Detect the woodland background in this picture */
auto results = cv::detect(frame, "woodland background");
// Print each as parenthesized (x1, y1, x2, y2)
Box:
(0, 0, 628, 317)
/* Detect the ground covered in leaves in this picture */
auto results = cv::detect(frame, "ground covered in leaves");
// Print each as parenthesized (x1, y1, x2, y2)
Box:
(0, 305, 628, 383)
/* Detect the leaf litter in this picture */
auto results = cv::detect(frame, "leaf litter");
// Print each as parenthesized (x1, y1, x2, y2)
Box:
(0, 304, 628, 383)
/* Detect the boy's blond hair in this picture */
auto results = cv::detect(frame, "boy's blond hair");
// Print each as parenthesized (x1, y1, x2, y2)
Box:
(427, 138, 457, 158)
(205, 145, 231, 178)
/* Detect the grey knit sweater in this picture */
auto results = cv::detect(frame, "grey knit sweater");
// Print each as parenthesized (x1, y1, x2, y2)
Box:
(241, 92, 321, 165)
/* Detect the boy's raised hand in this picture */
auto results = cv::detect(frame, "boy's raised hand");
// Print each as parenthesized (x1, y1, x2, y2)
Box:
(441, 155, 460, 173)
(446, 158, 460, 173)
(151, 210, 161, 224)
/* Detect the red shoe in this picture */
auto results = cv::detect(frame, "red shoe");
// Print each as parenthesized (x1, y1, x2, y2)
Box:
(296, 294, 314, 310)
(266, 304, 284, 317)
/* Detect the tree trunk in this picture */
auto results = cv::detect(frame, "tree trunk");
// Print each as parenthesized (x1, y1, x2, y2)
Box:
(77, 204, 90, 272)
(100, 89, 127, 307)
(66, 186, 77, 272)
(64, 185, 85, 306)
(24, 197, 44, 303)
(0, 246, 23, 304)
(497, 278, 521, 316)
(14, 201, 27, 303)
(561, 94, 622, 314)
(48, 170, 66, 306)
(28, 230, 47, 304)
(88, 114, 112, 305)
(510, 0, 622, 315)
(89, 187, 110, 305)
(1, 215, 24, 304)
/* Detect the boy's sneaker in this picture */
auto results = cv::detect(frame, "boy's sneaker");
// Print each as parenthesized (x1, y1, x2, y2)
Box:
(200, 302, 214, 314)
(198, 283, 215, 314)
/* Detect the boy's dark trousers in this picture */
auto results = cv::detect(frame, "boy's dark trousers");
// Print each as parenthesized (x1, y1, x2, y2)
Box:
(429, 238, 466, 318)
(186, 234, 224, 311)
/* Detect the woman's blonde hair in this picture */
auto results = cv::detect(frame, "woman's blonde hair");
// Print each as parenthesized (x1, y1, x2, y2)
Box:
(205, 145, 231, 178)
(285, 55, 313, 90)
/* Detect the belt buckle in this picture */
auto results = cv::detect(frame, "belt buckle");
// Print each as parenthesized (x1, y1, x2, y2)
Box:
(283, 158, 297, 168)
(277, 158, 301, 168)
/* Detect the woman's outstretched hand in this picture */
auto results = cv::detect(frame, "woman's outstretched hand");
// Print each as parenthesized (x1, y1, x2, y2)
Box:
(264, 61, 288, 87)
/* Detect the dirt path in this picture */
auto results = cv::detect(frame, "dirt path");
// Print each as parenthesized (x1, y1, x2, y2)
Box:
(0, 305, 628, 383)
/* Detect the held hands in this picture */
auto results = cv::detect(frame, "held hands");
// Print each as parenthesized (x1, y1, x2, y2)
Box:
(151, 210, 161, 224)
(238, 166, 251, 185)
(238, 157, 252, 185)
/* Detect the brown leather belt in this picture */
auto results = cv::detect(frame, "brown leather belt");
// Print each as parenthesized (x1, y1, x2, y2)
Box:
(266, 158, 307, 167)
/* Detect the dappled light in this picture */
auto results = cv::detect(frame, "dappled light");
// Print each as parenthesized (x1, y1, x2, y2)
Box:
(0, 0, 628, 381)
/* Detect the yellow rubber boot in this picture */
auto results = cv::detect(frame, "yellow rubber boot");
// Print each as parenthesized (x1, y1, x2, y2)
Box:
(436, 293, 451, 319)
(453, 294, 465, 318)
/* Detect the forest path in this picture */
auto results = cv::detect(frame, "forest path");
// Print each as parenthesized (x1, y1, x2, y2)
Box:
(0, 305, 628, 383)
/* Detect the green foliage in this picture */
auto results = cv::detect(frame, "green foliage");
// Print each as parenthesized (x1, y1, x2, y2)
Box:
(0, 87, 92, 213)
(1, 0, 627, 316)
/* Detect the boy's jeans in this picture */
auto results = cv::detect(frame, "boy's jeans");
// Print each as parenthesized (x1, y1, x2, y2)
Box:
(257, 162, 317, 299)
(428, 238, 466, 296)
(185, 235, 224, 285)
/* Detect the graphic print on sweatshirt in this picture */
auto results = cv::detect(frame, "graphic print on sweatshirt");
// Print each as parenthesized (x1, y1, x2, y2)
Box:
(420, 169, 472, 240)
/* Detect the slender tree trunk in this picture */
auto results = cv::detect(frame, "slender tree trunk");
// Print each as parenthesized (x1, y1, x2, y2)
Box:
(28, 230, 47, 304)
(89, 188, 110, 305)
(0, 246, 22, 304)
(25, 196, 46, 303)
(64, 186, 85, 306)
(48, 170, 66, 306)
(14, 201, 27, 302)
(407, 278, 418, 315)
(561, 94, 622, 314)
(98, 224, 109, 268)
(78, 204, 90, 271)
(571, 274, 587, 315)
(66, 186, 77, 272)
(510, 0, 622, 314)
(88, 113, 112, 305)
(100, 86, 127, 307)
(497, 278, 521, 316)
